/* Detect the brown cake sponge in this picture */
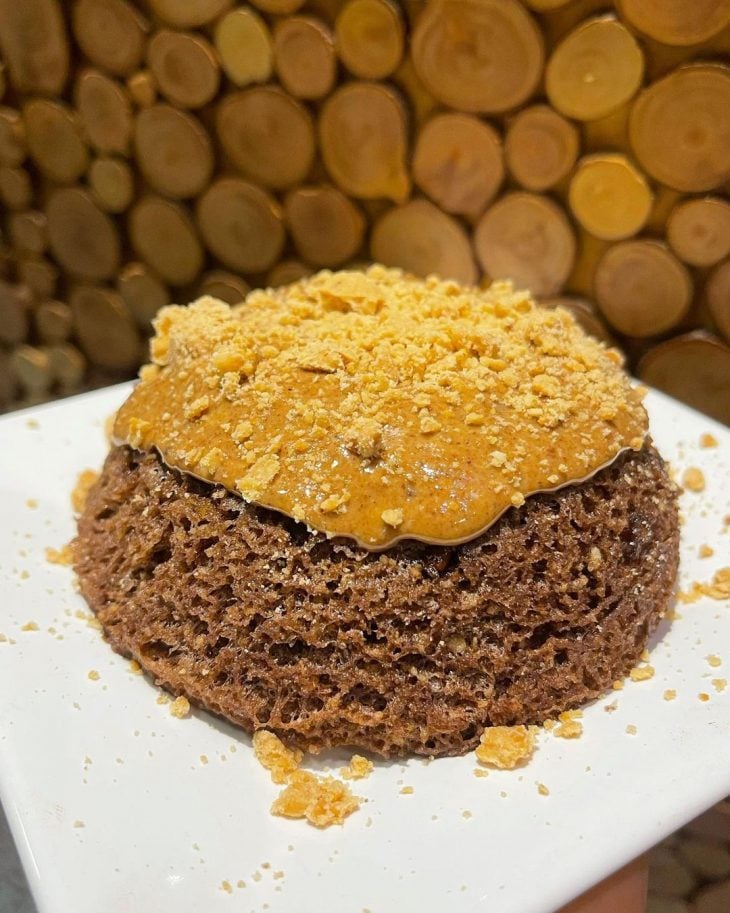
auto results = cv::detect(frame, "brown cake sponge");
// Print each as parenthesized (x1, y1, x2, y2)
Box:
(73, 441, 679, 758)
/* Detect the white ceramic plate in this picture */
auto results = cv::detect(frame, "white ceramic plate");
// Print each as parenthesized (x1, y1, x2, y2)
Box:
(1, 384, 729, 913)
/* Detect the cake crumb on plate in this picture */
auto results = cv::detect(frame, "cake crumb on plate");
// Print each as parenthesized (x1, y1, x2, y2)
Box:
(169, 696, 190, 718)
(475, 725, 536, 768)
(340, 755, 374, 780)
(682, 467, 705, 492)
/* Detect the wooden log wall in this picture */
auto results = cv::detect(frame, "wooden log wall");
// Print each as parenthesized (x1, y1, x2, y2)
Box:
(0, 0, 729, 421)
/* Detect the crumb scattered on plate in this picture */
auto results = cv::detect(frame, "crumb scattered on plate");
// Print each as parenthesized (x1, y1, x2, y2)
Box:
(254, 731, 360, 827)
(663, 690, 677, 701)
(625, 725, 637, 735)
(678, 568, 730, 602)
(400, 786, 414, 795)
(169, 696, 190, 718)
(706, 655, 722, 667)
(537, 783, 550, 796)
(630, 664, 655, 682)
(340, 755, 374, 781)
(698, 693, 710, 702)
(87, 670, 100, 680)
(712, 679, 727, 693)
(699, 433, 718, 448)
(253, 730, 303, 784)
(681, 467, 705, 492)
(21, 621, 39, 631)
(475, 725, 536, 768)
(699, 544, 714, 559)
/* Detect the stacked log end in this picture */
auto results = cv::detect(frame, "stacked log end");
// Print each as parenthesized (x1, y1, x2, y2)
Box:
(0, 0, 728, 421)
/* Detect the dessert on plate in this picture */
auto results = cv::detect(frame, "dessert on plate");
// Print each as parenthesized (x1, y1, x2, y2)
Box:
(73, 266, 679, 757)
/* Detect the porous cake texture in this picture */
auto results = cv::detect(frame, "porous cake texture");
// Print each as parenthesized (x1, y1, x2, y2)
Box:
(74, 441, 679, 758)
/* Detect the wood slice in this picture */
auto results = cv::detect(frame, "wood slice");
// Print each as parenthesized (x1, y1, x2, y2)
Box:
(638, 332, 730, 424)
(217, 87, 315, 190)
(371, 198, 478, 285)
(133, 104, 214, 199)
(0, 166, 32, 210)
(411, 0, 543, 114)
(250, 0, 305, 13)
(126, 70, 157, 108)
(594, 239, 692, 337)
(546, 16, 644, 122)
(35, 299, 73, 343)
(413, 112, 504, 219)
(667, 198, 730, 267)
(568, 153, 653, 241)
(539, 296, 615, 345)
(505, 104, 579, 192)
(274, 16, 336, 100)
(89, 157, 135, 213)
(266, 259, 311, 287)
(196, 177, 285, 274)
(0, 0, 68, 96)
(616, 0, 730, 47)
(118, 261, 170, 328)
(392, 58, 437, 128)
(75, 69, 133, 155)
(70, 284, 140, 371)
(474, 192, 576, 296)
(23, 99, 88, 184)
(18, 256, 58, 298)
(197, 270, 250, 305)
(285, 185, 365, 267)
(72, 0, 147, 77)
(46, 186, 121, 281)
(129, 195, 203, 286)
(46, 342, 86, 392)
(706, 260, 730, 343)
(146, 0, 233, 28)
(319, 81, 409, 201)
(0, 280, 31, 344)
(10, 344, 52, 395)
(8, 210, 47, 255)
(0, 107, 26, 167)
(335, 0, 404, 80)
(583, 103, 631, 154)
(629, 64, 730, 192)
(214, 8, 273, 88)
(147, 29, 220, 110)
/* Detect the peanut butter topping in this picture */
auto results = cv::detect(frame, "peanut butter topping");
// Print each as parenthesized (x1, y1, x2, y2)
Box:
(113, 266, 648, 549)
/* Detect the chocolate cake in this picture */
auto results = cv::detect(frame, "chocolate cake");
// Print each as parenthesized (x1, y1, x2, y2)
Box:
(73, 266, 680, 758)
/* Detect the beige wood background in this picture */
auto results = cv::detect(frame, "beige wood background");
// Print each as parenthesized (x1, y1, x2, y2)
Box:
(0, 0, 729, 421)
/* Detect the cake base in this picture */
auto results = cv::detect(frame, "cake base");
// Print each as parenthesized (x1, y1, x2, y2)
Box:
(74, 444, 679, 758)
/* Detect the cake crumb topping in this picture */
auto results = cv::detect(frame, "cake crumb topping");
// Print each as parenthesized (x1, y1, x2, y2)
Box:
(114, 266, 647, 549)
(630, 664, 655, 682)
(475, 725, 536, 768)
(253, 730, 303, 784)
(46, 544, 73, 565)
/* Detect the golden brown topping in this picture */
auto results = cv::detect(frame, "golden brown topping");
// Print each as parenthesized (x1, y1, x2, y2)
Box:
(679, 568, 730, 603)
(475, 725, 536, 769)
(114, 266, 648, 548)
(700, 433, 718, 449)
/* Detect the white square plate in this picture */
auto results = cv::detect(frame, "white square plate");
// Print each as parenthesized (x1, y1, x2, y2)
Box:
(1, 384, 729, 913)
